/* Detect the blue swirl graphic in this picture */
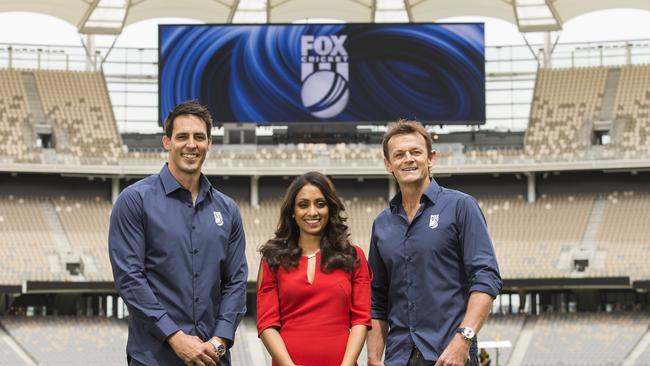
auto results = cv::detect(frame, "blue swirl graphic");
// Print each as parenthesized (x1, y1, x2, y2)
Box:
(159, 24, 484, 124)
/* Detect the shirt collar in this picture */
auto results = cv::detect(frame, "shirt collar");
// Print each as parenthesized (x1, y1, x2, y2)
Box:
(389, 178, 442, 212)
(159, 163, 212, 197)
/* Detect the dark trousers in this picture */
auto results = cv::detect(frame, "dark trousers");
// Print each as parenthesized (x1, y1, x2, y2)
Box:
(407, 346, 479, 366)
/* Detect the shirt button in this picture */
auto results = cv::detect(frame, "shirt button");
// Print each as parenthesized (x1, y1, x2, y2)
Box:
(406, 279, 411, 286)
(187, 203, 192, 208)
(194, 297, 199, 303)
(192, 225, 196, 230)
(193, 248, 198, 254)
(194, 272, 199, 278)
(410, 327, 415, 332)
(406, 256, 411, 262)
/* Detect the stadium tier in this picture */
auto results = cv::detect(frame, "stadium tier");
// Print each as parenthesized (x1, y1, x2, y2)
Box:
(1, 65, 650, 169)
(0, 196, 72, 284)
(0, 69, 32, 161)
(53, 196, 113, 282)
(526, 67, 608, 158)
(521, 312, 650, 365)
(34, 70, 122, 164)
(617, 65, 650, 155)
(481, 193, 594, 279)
(597, 191, 650, 280)
(0, 316, 127, 365)
(0, 314, 649, 365)
(1, 192, 649, 285)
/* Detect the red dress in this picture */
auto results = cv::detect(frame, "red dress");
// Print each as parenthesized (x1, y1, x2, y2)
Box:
(257, 245, 372, 366)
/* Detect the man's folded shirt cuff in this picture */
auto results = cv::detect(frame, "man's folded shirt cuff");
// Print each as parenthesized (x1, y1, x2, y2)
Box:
(213, 322, 235, 347)
(469, 283, 501, 298)
(155, 313, 180, 342)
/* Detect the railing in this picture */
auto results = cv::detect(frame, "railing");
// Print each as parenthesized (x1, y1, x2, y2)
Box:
(2, 39, 650, 134)
(2, 143, 649, 169)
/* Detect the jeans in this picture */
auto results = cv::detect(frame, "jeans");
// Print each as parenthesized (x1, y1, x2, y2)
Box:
(407, 345, 479, 366)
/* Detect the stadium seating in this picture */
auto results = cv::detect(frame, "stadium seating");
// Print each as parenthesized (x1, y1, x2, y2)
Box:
(200, 143, 387, 170)
(342, 196, 387, 253)
(522, 312, 650, 365)
(0, 316, 127, 365)
(3, 191, 650, 283)
(0, 69, 32, 162)
(238, 199, 276, 281)
(54, 196, 114, 281)
(596, 191, 650, 280)
(2, 313, 649, 365)
(2, 65, 650, 168)
(464, 147, 527, 164)
(0, 315, 271, 366)
(615, 65, 650, 155)
(525, 67, 608, 159)
(0, 195, 70, 284)
(33, 70, 122, 164)
(479, 193, 594, 278)
(0, 195, 115, 284)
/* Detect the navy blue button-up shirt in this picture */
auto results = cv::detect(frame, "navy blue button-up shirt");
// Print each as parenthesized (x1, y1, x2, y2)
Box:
(368, 179, 501, 365)
(109, 165, 248, 366)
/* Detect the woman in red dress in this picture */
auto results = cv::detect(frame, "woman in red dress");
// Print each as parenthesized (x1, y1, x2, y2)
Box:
(257, 171, 371, 366)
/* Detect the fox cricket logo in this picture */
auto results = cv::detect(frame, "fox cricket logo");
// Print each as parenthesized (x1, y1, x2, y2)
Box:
(300, 34, 349, 119)
(213, 211, 224, 226)
(429, 214, 439, 229)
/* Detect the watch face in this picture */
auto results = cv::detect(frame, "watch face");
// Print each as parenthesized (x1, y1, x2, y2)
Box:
(463, 328, 475, 339)
(216, 344, 226, 356)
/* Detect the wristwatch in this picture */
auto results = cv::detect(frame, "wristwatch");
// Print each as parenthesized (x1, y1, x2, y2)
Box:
(456, 327, 476, 342)
(208, 337, 226, 357)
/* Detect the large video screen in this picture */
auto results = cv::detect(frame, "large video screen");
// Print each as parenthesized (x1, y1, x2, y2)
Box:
(159, 23, 485, 125)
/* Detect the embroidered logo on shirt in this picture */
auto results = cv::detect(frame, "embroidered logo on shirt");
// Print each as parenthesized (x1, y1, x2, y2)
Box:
(213, 211, 224, 226)
(429, 214, 439, 229)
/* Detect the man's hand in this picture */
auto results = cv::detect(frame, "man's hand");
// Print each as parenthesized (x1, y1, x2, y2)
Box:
(168, 331, 219, 366)
(435, 334, 470, 366)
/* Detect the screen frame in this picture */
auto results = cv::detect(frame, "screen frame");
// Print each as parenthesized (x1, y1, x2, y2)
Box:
(158, 22, 486, 127)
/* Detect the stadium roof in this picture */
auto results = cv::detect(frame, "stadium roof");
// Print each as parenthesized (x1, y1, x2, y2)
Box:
(2, 0, 650, 31)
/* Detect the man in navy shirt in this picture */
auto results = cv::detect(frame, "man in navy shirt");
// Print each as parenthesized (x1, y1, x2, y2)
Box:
(367, 120, 502, 366)
(109, 101, 247, 366)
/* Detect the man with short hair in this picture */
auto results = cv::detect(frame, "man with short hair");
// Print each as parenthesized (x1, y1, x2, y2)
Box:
(367, 120, 502, 366)
(109, 100, 248, 366)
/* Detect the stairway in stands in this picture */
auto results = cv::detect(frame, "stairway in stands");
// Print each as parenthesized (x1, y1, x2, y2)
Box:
(599, 68, 621, 121)
(507, 316, 536, 366)
(20, 71, 69, 150)
(39, 200, 86, 277)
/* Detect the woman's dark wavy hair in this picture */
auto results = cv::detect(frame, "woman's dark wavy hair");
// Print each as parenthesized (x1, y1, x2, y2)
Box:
(259, 171, 357, 273)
